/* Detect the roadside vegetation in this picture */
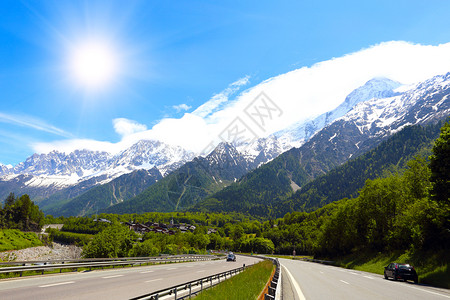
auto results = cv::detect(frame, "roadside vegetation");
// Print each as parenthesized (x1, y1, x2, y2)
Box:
(195, 259, 274, 300)
(0, 229, 42, 252)
(333, 249, 449, 289)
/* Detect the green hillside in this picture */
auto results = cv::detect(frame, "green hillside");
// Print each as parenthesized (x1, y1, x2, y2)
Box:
(104, 159, 234, 214)
(277, 121, 444, 214)
(47, 169, 161, 217)
(195, 120, 446, 217)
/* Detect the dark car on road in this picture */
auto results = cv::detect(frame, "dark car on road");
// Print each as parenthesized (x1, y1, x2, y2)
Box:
(384, 263, 418, 283)
(226, 252, 236, 262)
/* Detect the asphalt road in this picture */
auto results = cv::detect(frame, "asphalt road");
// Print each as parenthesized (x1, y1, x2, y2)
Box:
(0, 255, 261, 300)
(280, 258, 450, 300)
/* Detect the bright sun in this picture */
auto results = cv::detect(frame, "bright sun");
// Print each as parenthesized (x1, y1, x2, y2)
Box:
(69, 41, 118, 89)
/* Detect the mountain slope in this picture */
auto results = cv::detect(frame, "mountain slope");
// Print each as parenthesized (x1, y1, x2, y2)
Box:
(45, 168, 163, 217)
(103, 141, 283, 214)
(193, 73, 450, 217)
(277, 120, 445, 214)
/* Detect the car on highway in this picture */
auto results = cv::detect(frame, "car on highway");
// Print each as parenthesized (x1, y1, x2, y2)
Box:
(226, 252, 236, 262)
(384, 263, 418, 283)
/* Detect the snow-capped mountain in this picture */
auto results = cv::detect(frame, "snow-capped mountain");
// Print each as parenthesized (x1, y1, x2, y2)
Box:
(193, 73, 450, 216)
(276, 77, 402, 146)
(296, 72, 450, 179)
(0, 140, 194, 203)
(111, 140, 194, 176)
(1, 71, 449, 217)
(238, 136, 292, 167)
(338, 72, 450, 142)
(0, 140, 193, 179)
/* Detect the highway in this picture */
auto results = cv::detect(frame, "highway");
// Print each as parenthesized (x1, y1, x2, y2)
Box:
(0, 255, 261, 300)
(280, 258, 450, 300)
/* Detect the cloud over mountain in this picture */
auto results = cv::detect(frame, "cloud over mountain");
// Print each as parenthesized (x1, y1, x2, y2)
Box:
(32, 41, 450, 156)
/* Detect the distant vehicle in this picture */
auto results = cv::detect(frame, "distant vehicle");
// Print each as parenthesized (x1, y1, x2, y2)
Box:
(384, 263, 418, 283)
(226, 252, 236, 262)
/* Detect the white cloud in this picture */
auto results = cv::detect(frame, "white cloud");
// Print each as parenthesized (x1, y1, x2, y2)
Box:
(0, 112, 72, 137)
(32, 41, 450, 155)
(113, 118, 147, 137)
(193, 75, 250, 118)
(172, 104, 192, 112)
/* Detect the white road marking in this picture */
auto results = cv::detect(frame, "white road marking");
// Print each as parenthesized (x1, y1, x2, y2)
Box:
(39, 281, 75, 288)
(319, 271, 324, 274)
(102, 275, 124, 279)
(140, 270, 154, 274)
(363, 275, 375, 279)
(405, 285, 450, 299)
(349, 272, 358, 275)
(145, 278, 163, 283)
(340, 280, 350, 285)
(166, 268, 177, 270)
(196, 270, 206, 273)
(282, 265, 306, 300)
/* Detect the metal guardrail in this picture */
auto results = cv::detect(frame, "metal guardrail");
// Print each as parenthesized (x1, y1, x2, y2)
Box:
(263, 258, 281, 300)
(129, 264, 247, 300)
(0, 255, 218, 277)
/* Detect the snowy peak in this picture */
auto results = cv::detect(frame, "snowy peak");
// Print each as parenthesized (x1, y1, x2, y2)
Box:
(340, 72, 450, 137)
(206, 142, 245, 167)
(13, 150, 112, 177)
(276, 76, 403, 144)
(238, 136, 292, 167)
(343, 77, 401, 110)
(0, 140, 194, 187)
(112, 140, 194, 176)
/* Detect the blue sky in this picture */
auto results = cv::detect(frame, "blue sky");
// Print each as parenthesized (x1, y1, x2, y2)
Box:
(1, 0, 450, 165)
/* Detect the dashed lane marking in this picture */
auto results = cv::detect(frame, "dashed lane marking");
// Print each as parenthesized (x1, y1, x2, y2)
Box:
(340, 280, 350, 285)
(145, 278, 163, 283)
(102, 275, 124, 279)
(140, 270, 154, 274)
(39, 281, 75, 288)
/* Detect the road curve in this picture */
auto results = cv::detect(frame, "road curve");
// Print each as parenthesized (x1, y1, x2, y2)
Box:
(0, 255, 261, 300)
(280, 258, 450, 300)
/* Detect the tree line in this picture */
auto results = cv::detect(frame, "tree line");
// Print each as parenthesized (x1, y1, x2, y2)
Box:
(0, 193, 44, 231)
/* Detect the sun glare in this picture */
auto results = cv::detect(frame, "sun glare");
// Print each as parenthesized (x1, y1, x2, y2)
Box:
(69, 41, 118, 89)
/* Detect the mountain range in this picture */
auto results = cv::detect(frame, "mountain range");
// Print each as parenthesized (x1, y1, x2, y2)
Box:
(1, 72, 449, 217)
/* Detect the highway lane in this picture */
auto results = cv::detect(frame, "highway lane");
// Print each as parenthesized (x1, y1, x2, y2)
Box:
(0, 255, 261, 300)
(280, 258, 450, 300)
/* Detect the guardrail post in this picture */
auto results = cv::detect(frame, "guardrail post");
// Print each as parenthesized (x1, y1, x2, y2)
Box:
(268, 286, 276, 296)
(189, 283, 192, 299)
(173, 288, 177, 300)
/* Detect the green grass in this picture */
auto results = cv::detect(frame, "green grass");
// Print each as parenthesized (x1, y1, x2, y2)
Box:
(195, 260, 274, 300)
(330, 249, 450, 289)
(0, 229, 43, 253)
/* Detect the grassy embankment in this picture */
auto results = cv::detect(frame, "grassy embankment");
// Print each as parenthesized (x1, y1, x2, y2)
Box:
(329, 250, 449, 289)
(195, 259, 274, 300)
(0, 229, 42, 253)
